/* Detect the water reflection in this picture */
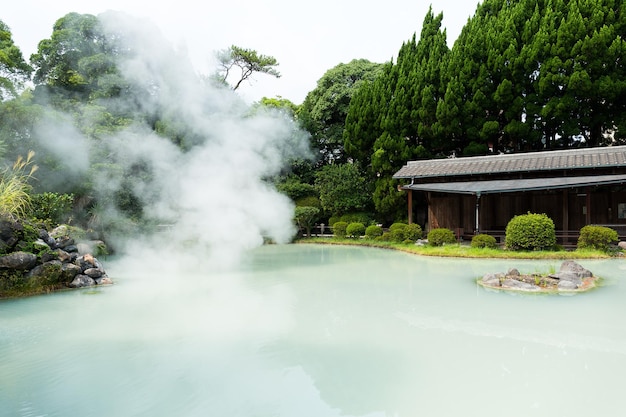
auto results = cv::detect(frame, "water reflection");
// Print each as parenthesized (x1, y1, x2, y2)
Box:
(1, 244, 625, 417)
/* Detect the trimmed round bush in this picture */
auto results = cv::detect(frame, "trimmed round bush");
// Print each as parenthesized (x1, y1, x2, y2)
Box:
(427, 228, 456, 246)
(577, 225, 618, 252)
(346, 222, 366, 238)
(505, 212, 556, 251)
(471, 233, 497, 249)
(332, 221, 348, 238)
(404, 223, 423, 241)
(365, 225, 383, 239)
(389, 222, 408, 242)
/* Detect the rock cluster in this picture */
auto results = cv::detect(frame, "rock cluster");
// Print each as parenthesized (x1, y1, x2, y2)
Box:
(0, 221, 110, 292)
(480, 260, 595, 292)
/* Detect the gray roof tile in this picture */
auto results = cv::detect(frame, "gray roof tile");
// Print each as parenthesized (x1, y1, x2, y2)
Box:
(393, 145, 626, 179)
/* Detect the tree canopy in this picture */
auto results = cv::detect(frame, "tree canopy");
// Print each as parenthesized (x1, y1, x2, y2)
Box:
(215, 45, 281, 90)
(0, 20, 32, 101)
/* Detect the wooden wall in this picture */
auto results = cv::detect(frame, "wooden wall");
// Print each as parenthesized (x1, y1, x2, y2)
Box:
(422, 186, 626, 235)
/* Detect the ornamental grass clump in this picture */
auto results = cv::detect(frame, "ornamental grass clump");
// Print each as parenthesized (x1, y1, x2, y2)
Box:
(505, 212, 556, 251)
(577, 225, 618, 252)
(0, 151, 38, 220)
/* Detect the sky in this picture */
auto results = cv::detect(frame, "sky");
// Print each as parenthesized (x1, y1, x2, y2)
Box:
(2, 0, 479, 104)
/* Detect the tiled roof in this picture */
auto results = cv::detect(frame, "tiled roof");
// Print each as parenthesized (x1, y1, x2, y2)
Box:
(393, 146, 626, 179)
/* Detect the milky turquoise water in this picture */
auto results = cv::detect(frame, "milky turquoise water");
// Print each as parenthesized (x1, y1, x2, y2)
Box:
(1, 244, 626, 417)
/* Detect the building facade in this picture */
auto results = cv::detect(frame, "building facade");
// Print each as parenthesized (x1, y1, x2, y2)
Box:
(393, 146, 626, 243)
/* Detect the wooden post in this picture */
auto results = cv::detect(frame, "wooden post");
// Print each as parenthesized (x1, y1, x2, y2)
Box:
(407, 189, 413, 224)
(562, 189, 569, 245)
(475, 192, 481, 234)
(586, 187, 591, 225)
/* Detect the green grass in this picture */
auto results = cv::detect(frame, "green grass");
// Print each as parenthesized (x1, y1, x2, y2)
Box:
(297, 237, 617, 260)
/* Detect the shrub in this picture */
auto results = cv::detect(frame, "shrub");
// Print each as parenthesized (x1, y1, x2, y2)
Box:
(346, 222, 366, 238)
(505, 212, 556, 251)
(333, 221, 348, 238)
(294, 206, 320, 237)
(427, 228, 456, 246)
(471, 233, 497, 249)
(340, 212, 373, 226)
(29, 192, 74, 225)
(295, 196, 321, 209)
(577, 225, 618, 252)
(365, 225, 383, 239)
(404, 223, 423, 241)
(389, 222, 408, 242)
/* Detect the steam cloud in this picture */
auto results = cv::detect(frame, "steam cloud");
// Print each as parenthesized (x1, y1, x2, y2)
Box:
(34, 11, 311, 269)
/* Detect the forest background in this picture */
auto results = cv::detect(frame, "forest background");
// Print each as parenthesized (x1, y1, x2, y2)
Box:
(1, 0, 625, 242)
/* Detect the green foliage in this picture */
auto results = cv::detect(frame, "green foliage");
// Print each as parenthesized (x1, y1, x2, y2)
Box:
(388, 222, 408, 242)
(365, 224, 383, 239)
(328, 216, 340, 227)
(332, 221, 348, 238)
(300, 59, 383, 165)
(346, 222, 366, 238)
(29, 192, 73, 225)
(389, 222, 423, 242)
(577, 225, 618, 252)
(505, 213, 556, 251)
(0, 20, 32, 100)
(462, 141, 488, 156)
(315, 163, 371, 216)
(427, 228, 456, 247)
(294, 206, 320, 237)
(471, 233, 498, 249)
(339, 212, 373, 226)
(295, 196, 321, 209)
(215, 45, 281, 91)
(276, 178, 317, 201)
(0, 151, 37, 220)
(404, 223, 423, 241)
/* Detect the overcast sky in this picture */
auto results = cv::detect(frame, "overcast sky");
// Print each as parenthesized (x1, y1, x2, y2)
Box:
(3, 0, 479, 104)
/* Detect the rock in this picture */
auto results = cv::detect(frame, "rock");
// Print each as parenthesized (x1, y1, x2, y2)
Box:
(482, 272, 502, 287)
(49, 225, 69, 239)
(0, 219, 22, 249)
(69, 274, 95, 288)
(559, 260, 592, 278)
(55, 235, 75, 249)
(501, 278, 540, 291)
(38, 229, 57, 248)
(84, 267, 104, 278)
(75, 254, 97, 270)
(0, 251, 38, 270)
(619, 241, 626, 250)
(26, 260, 63, 280)
(558, 280, 579, 290)
(553, 272, 583, 286)
(55, 249, 73, 263)
(507, 268, 521, 276)
(95, 276, 113, 285)
(61, 263, 82, 280)
(549, 261, 591, 286)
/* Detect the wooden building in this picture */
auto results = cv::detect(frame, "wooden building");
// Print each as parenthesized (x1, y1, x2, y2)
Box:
(393, 145, 626, 243)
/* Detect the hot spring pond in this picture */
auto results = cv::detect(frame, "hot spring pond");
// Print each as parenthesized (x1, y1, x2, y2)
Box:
(2, 244, 626, 417)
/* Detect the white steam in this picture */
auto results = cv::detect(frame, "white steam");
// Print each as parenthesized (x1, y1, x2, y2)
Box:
(43, 11, 310, 268)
